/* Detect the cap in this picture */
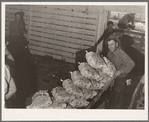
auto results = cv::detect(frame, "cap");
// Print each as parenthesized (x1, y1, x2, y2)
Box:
(14, 11, 24, 17)
(105, 34, 121, 46)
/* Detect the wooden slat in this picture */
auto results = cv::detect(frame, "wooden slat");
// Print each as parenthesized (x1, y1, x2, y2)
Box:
(29, 40, 79, 53)
(65, 58, 75, 64)
(29, 35, 90, 50)
(30, 28, 95, 41)
(56, 9, 98, 19)
(30, 32, 94, 46)
(71, 5, 87, 12)
(56, 15, 97, 24)
(55, 6, 72, 11)
(29, 45, 75, 59)
(56, 25, 96, 36)
(6, 5, 21, 10)
(54, 35, 94, 46)
(6, 8, 30, 15)
(56, 20, 96, 30)
(31, 11, 57, 20)
(31, 21, 56, 30)
(31, 5, 56, 14)
(30, 26, 55, 34)
(29, 49, 45, 56)
(30, 17, 56, 24)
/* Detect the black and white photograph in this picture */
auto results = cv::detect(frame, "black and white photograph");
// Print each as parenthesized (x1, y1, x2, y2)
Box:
(1, 1, 148, 121)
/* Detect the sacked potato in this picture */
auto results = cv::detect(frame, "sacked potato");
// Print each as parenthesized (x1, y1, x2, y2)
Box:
(62, 79, 84, 98)
(27, 90, 52, 109)
(51, 86, 75, 103)
(46, 102, 67, 109)
(85, 51, 105, 69)
(69, 98, 89, 108)
(81, 88, 97, 100)
(78, 62, 102, 81)
(70, 71, 94, 89)
(101, 57, 116, 77)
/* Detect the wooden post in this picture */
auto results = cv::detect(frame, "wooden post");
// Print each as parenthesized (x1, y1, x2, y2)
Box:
(28, 5, 31, 49)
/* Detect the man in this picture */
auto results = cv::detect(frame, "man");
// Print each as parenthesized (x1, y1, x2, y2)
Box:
(7, 12, 37, 108)
(118, 13, 135, 30)
(105, 34, 135, 109)
(95, 21, 123, 56)
(5, 41, 16, 108)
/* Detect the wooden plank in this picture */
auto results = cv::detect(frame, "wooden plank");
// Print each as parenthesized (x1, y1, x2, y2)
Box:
(31, 5, 57, 14)
(56, 9, 98, 19)
(65, 58, 75, 64)
(30, 29, 55, 37)
(52, 54, 62, 60)
(56, 15, 97, 24)
(29, 31, 94, 46)
(29, 45, 76, 58)
(31, 21, 56, 30)
(42, 36, 90, 49)
(30, 26, 54, 34)
(30, 17, 56, 24)
(29, 49, 45, 56)
(56, 25, 96, 36)
(31, 11, 57, 20)
(6, 5, 21, 10)
(30, 12, 44, 18)
(6, 5, 30, 12)
(55, 5, 72, 11)
(29, 40, 79, 53)
(6, 8, 30, 15)
(29, 35, 90, 50)
(69, 33, 95, 41)
(19, 5, 30, 10)
(72, 5, 87, 12)
(56, 20, 96, 30)
(54, 35, 94, 45)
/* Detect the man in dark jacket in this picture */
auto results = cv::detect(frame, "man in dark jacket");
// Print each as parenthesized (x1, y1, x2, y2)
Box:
(95, 21, 123, 56)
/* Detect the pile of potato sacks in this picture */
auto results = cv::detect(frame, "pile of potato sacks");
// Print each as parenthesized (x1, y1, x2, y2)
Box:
(27, 51, 116, 109)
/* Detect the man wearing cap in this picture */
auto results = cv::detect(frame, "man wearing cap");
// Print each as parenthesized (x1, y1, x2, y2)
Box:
(95, 21, 123, 56)
(7, 12, 37, 108)
(105, 34, 135, 109)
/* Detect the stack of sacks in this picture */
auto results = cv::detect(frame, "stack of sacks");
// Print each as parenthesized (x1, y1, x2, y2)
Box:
(27, 51, 116, 109)
(70, 70, 106, 90)
(85, 51, 116, 77)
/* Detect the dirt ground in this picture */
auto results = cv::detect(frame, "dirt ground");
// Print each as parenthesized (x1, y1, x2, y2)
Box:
(35, 55, 75, 91)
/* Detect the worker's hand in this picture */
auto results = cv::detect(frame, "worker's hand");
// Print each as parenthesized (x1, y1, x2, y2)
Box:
(115, 70, 121, 77)
(126, 79, 131, 86)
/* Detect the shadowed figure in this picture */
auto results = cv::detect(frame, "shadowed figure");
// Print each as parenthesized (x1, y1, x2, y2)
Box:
(7, 11, 37, 108)
(120, 34, 144, 108)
